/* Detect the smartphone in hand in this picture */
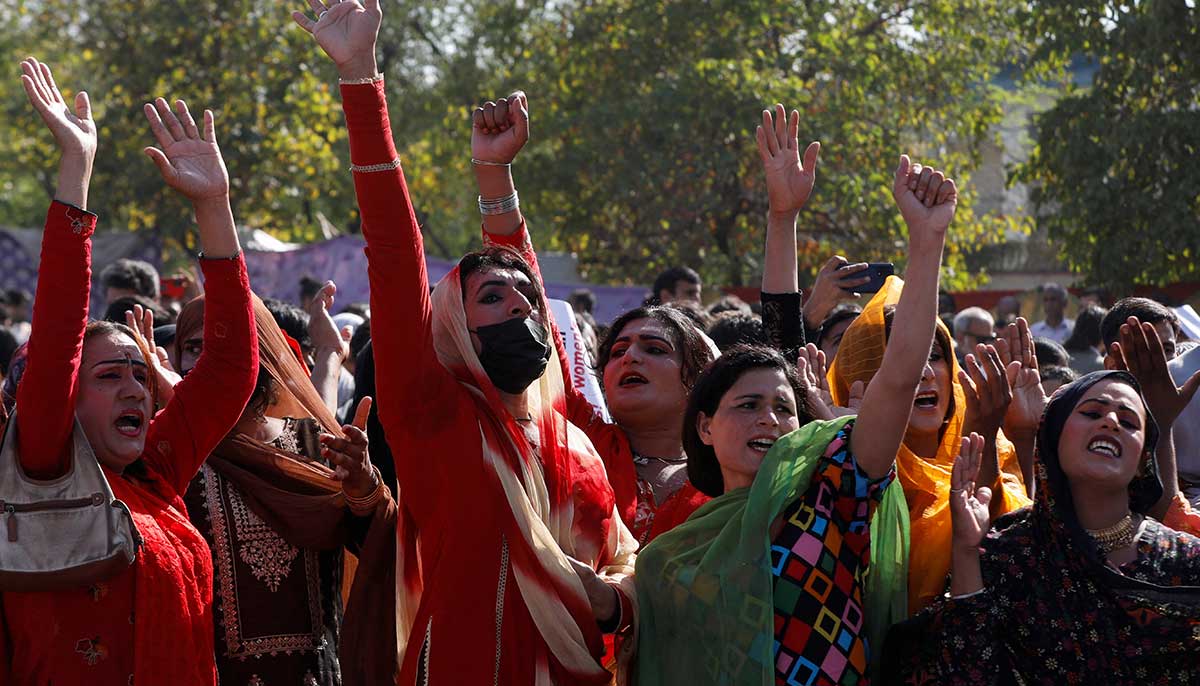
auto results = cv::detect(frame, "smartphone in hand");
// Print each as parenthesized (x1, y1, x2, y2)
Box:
(842, 263, 894, 294)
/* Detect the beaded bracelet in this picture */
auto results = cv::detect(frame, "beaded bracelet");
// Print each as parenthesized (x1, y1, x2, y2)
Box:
(349, 158, 402, 174)
(338, 73, 384, 85)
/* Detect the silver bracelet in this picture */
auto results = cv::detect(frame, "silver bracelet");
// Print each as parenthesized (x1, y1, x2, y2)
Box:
(946, 587, 986, 600)
(338, 73, 384, 85)
(350, 158, 402, 174)
(471, 158, 511, 168)
(478, 191, 519, 216)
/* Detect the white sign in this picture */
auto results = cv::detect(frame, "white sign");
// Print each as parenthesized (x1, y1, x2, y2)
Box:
(549, 299, 611, 423)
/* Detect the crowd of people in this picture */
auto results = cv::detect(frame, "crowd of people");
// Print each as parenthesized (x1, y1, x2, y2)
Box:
(0, 1, 1198, 684)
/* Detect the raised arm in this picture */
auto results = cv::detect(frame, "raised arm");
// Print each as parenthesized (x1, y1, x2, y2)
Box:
(294, 0, 462, 506)
(306, 280, 352, 415)
(850, 156, 955, 479)
(756, 104, 819, 296)
(138, 97, 257, 494)
(14, 58, 98, 479)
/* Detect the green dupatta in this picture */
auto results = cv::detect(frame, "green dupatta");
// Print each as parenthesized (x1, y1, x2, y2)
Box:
(632, 417, 909, 685)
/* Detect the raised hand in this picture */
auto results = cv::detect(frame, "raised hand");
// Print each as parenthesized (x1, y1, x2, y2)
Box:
(321, 397, 379, 498)
(893, 155, 957, 246)
(292, 0, 382, 80)
(995, 318, 1045, 434)
(21, 58, 95, 161)
(1113, 317, 1200, 427)
(756, 104, 820, 217)
(306, 280, 351, 362)
(796, 345, 836, 420)
(125, 304, 181, 406)
(472, 92, 530, 165)
(960, 344, 1012, 441)
(143, 98, 228, 203)
(802, 256, 870, 329)
(950, 432, 992, 551)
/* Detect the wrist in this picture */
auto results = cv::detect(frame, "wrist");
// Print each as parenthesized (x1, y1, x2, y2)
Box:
(474, 165, 516, 198)
(767, 208, 799, 224)
(337, 57, 379, 82)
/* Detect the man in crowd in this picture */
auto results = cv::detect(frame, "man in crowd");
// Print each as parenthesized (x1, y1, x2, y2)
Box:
(99, 258, 160, 306)
(651, 266, 702, 306)
(1031, 282, 1073, 343)
(952, 306, 995, 361)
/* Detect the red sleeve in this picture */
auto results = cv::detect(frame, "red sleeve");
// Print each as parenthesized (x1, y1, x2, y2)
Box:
(482, 224, 605, 432)
(341, 80, 460, 510)
(15, 201, 95, 479)
(142, 255, 257, 495)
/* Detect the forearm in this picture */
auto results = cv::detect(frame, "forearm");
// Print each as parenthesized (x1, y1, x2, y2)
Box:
(193, 196, 241, 258)
(977, 433, 1002, 501)
(761, 210, 799, 293)
(54, 153, 92, 209)
(1005, 430, 1037, 497)
(949, 547, 984, 597)
(310, 348, 344, 416)
(474, 164, 522, 236)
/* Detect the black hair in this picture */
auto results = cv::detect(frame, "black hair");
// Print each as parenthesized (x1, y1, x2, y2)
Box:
(666, 302, 713, 331)
(245, 365, 279, 420)
(457, 247, 544, 312)
(569, 288, 597, 315)
(937, 290, 957, 315)
(1033, 337, 1071, 368)
(706, 295, 750, 318)
(1040, 365, 1078, 387)
(706, 311, 765, 352)
(1063, 304, 1107, 353)
(684, 345, 814, 497)
(100, 259, 160, 301)
(0, 327, 17, 376)
(1100, 297, 1179, 347)
(816, 304, 863, 348)
(298, 275, 324, 303)
(349, 319, 372, 362)
(261, 297, 313, 353)
(103, 294, 171, 328)
(651, 266, 701, 303)
(596, 306, 713, 392)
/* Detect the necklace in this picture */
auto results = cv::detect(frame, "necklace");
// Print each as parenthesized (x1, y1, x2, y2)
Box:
(632, 451, 688, 466)
(1086, 513, 1137, 555)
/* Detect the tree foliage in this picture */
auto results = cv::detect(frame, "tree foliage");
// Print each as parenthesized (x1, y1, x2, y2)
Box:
(1018, 0, 1200, 292)
(0, 0, 1038, 289)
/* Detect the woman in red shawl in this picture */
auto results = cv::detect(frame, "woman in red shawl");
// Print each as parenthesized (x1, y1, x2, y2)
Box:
(291, 3, 637, 684)
(0, 59, 257, 685)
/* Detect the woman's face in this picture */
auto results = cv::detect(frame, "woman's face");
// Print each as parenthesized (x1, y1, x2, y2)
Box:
(463, 267, 543, 356)
(906, 341, 952, 437)
(1058, 379, 1147, 491)
(697, 367, 800, 491)
(603, 318, 688, 430)
(76, 332, 153, 470)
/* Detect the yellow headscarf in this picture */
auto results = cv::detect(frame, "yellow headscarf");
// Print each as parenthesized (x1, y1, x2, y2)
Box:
(828, 276, 1031, 613)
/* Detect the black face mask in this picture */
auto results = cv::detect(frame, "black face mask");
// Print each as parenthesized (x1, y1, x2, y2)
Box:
(471, 317, 552, 394)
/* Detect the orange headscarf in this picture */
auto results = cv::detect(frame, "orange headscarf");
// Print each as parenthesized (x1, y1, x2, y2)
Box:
(828, 276, 1031, 613)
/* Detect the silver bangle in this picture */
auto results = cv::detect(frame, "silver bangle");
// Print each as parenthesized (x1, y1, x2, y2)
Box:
(947, 587, 986, 600)
(350, 158, 402, 174)
(478, 191, 519, 216)
(471, 158, 511, 168)
(339, 73, 384, 85)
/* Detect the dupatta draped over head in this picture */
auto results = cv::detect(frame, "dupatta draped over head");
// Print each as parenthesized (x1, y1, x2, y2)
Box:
(391, 252, 635, 685)
(827, 276, 1031, 613)
(174, 295, 398, 683)
(883, 370, 1200, 684)
(633, 416, 909, 685)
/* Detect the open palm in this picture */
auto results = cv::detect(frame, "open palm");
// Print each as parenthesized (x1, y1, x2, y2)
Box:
(293, 0, 382, 73)
(143, 98, 228, 202)
(756, 104, 819, 216)
(950, 433, 992, 549)
(21, 58, 96, 160)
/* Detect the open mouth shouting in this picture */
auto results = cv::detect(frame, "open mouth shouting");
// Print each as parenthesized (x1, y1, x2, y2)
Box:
(618, 371, 649, 388)
(747, 436, 778, 455)
(914, 390, 939, 410)
(114, 409, 145, 438)
(1087, 435, 1122, 460)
